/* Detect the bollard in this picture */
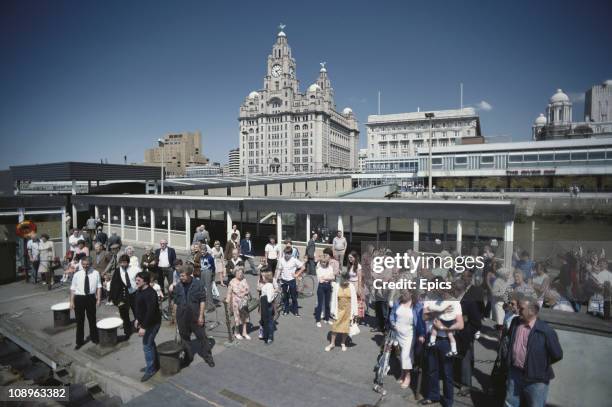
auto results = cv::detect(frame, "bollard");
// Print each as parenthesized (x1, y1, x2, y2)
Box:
(50, 302, 71, 328)
(96, 317, 123, 347)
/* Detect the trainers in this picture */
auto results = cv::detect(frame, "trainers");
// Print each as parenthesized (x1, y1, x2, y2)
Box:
(324, 344, 335, 352)
(295, 313, 301, 318)
(341, 344, 347, 352)
(326, 320, 333, 325)
(266, 339, 273, 345)
(316, 322, 322, 328)
(235, 334, 243, 340)
(244, 334, 251, 340)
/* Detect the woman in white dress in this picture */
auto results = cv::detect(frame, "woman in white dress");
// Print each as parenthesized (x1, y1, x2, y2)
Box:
(389, 290, 425, 389)
(211, 240, 226, 287)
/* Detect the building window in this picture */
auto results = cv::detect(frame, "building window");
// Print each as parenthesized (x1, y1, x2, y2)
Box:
(431, 158, 442, 166)
(508, 155, 522, 163)
(554, 153, 570, 161)
(455, 156, 467, 165)
(588, 151, 605, 160)
(480, 155, 494, 164)
(538, 154, 554, 161)
(523, 154, 538, 162)
(571, 152, 587, 160)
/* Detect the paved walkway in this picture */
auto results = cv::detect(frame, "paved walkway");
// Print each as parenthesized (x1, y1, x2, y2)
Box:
(0, 271, 498, 406)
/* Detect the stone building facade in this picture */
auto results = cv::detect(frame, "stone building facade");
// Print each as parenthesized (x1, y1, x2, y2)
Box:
(238, 27, 359, 174)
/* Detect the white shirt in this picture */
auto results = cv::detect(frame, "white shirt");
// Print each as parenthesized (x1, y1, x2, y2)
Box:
(158, 248, 170, 268)
(229, 229, 241, 242)
(277, 257, 304, 281)
(316, 264, 335, 283)
(261, 282, 277, 301)
(27, 239, 40, 260)
(594, 270, 612, 285)
(424, 299, 462, 337)
(71, 268, 101, 296)
(69, 234, 83, 252)
(120, 266, 138, 294)
(265, 243, 280, 260)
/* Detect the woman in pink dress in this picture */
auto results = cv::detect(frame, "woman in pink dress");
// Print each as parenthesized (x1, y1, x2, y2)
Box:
(225, 268, 251, 340)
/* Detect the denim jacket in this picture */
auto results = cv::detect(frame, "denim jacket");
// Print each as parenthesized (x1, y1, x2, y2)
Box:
(389, 300, 426, 338)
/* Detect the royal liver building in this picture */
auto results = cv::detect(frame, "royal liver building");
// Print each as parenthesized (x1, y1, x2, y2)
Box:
(239, 26, 359, 174)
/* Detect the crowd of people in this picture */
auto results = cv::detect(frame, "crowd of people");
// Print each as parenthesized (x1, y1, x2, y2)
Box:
(24, 215, 612, 405)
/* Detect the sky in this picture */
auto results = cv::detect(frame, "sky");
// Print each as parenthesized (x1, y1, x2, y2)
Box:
(1, 0, 611, 168)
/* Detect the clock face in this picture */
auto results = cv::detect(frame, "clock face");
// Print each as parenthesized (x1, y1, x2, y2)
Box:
(271, 64, 282, 77)
(289, 66, 295, 78)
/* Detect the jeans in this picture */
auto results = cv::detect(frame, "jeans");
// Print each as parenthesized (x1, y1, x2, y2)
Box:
(142, 323, 160, 375)
(505, 367, 549, 407)
(30, 261, 40, 283)
(315, 282, 332, 322)
(281, 279, 298, 315)
(425, 337, 454, 407)
(260, 297, 274, 341)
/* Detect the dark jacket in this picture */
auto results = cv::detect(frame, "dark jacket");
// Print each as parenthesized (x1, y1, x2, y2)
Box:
(506, 317, 563, 383)
(457, 285, 484, 353)
(306, 239, 316, 258)
(174, 278, 206, 321)
(107, 234, 122, 248)
(134, 286, 161, 329)
(95, 231, 108, 247)
(154, 247, 176, 269)
(240, 239, 255, 257)
(92, 250, 112, 274)
(109, 267, 130, 306)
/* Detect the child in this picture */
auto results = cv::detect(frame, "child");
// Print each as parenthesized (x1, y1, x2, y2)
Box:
(102, 273, 112, 305)
(259, 271, 277, 344)
(425, 298, 461, 357)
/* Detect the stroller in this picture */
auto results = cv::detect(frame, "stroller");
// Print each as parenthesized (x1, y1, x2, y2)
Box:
(373, 329, 398, 395)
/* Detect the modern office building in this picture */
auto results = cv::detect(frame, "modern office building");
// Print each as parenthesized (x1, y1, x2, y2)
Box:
(228, 148, 240, 175)
(366, 108, 482, 161)
(144, 131, 209, 176)
(184, 163, 222, 177)
(585, 80, 612, 122)
(532, 88, 612, 141)
(238, 26, 359, 174)
(358, 149, 368, 172)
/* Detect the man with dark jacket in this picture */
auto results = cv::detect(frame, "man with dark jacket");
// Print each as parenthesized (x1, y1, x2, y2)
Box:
(240, 232, 257, 275)
(505, 296, 563, 407)
(454, 275, 484, 396)
(134, 271, 161, 382)
(155, 239, 176, 293)
(305, 233, 317, 275)
(173, 265, 215, 367)
(109, 254, 137, 338)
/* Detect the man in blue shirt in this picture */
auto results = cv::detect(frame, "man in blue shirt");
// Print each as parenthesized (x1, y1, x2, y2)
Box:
(513, 250, 535, 282)
(240, 232, 258, 275)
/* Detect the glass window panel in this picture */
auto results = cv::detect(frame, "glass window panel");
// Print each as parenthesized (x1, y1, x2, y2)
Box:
(589, 151, 605, 160)
(555, 153, 570, 160)
(523, 154, 538, 162)
(480, 156, 494, 163)
(455, 156, 467, 164)
(138, 208, 151, 228)
(508, 155, 522, 162)
(571, 152, 587, 160)
(124, 207, 135, 227)
(538, 154, 554, 161)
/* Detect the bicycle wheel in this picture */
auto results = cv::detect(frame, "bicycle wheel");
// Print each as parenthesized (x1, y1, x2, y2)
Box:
(298, 275, 315, 297)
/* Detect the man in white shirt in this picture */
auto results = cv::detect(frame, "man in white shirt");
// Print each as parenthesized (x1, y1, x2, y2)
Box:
(70, 257, 101, 349)
(332, 231, 347, 265)
(155, 240, 176, 293)
(228, 224, 240, 243)
(264, 236, 280, 272)
(275, 247, 305, 317)
(69, 229, 84, 254)
(27, 233, 41, 283)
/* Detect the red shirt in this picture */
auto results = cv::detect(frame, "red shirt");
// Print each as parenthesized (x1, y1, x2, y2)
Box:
(512, 318, 536, 369)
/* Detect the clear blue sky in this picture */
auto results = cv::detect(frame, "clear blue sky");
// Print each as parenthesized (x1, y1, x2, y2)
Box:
(1, 0, 611, 168)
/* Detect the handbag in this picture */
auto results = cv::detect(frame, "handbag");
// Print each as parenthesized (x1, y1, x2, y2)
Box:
(349, 321, 361, 337)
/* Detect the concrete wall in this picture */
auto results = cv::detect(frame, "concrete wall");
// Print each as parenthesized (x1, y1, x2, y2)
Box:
(208, 187, 227, 196)
(250, 184, 265, 197)
(267, 183, 280, 197)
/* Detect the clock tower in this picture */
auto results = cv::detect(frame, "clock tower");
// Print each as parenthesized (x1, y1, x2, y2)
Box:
(264, 24, 299, 102)
(238, 25, 359, 176)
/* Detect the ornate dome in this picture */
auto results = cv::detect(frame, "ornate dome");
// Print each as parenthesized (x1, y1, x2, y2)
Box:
(248, 91, 260, 99)
(307, 83, 321, 92)
(342, 107, 353, 115)
(550, 89, 570, 104)
(534, 113, 547, 126)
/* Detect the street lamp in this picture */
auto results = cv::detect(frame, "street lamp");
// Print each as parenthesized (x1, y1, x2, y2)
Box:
(241, 131, 249, 197)
(424, 112, 435, 199)
(157, 138, 165, 194)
